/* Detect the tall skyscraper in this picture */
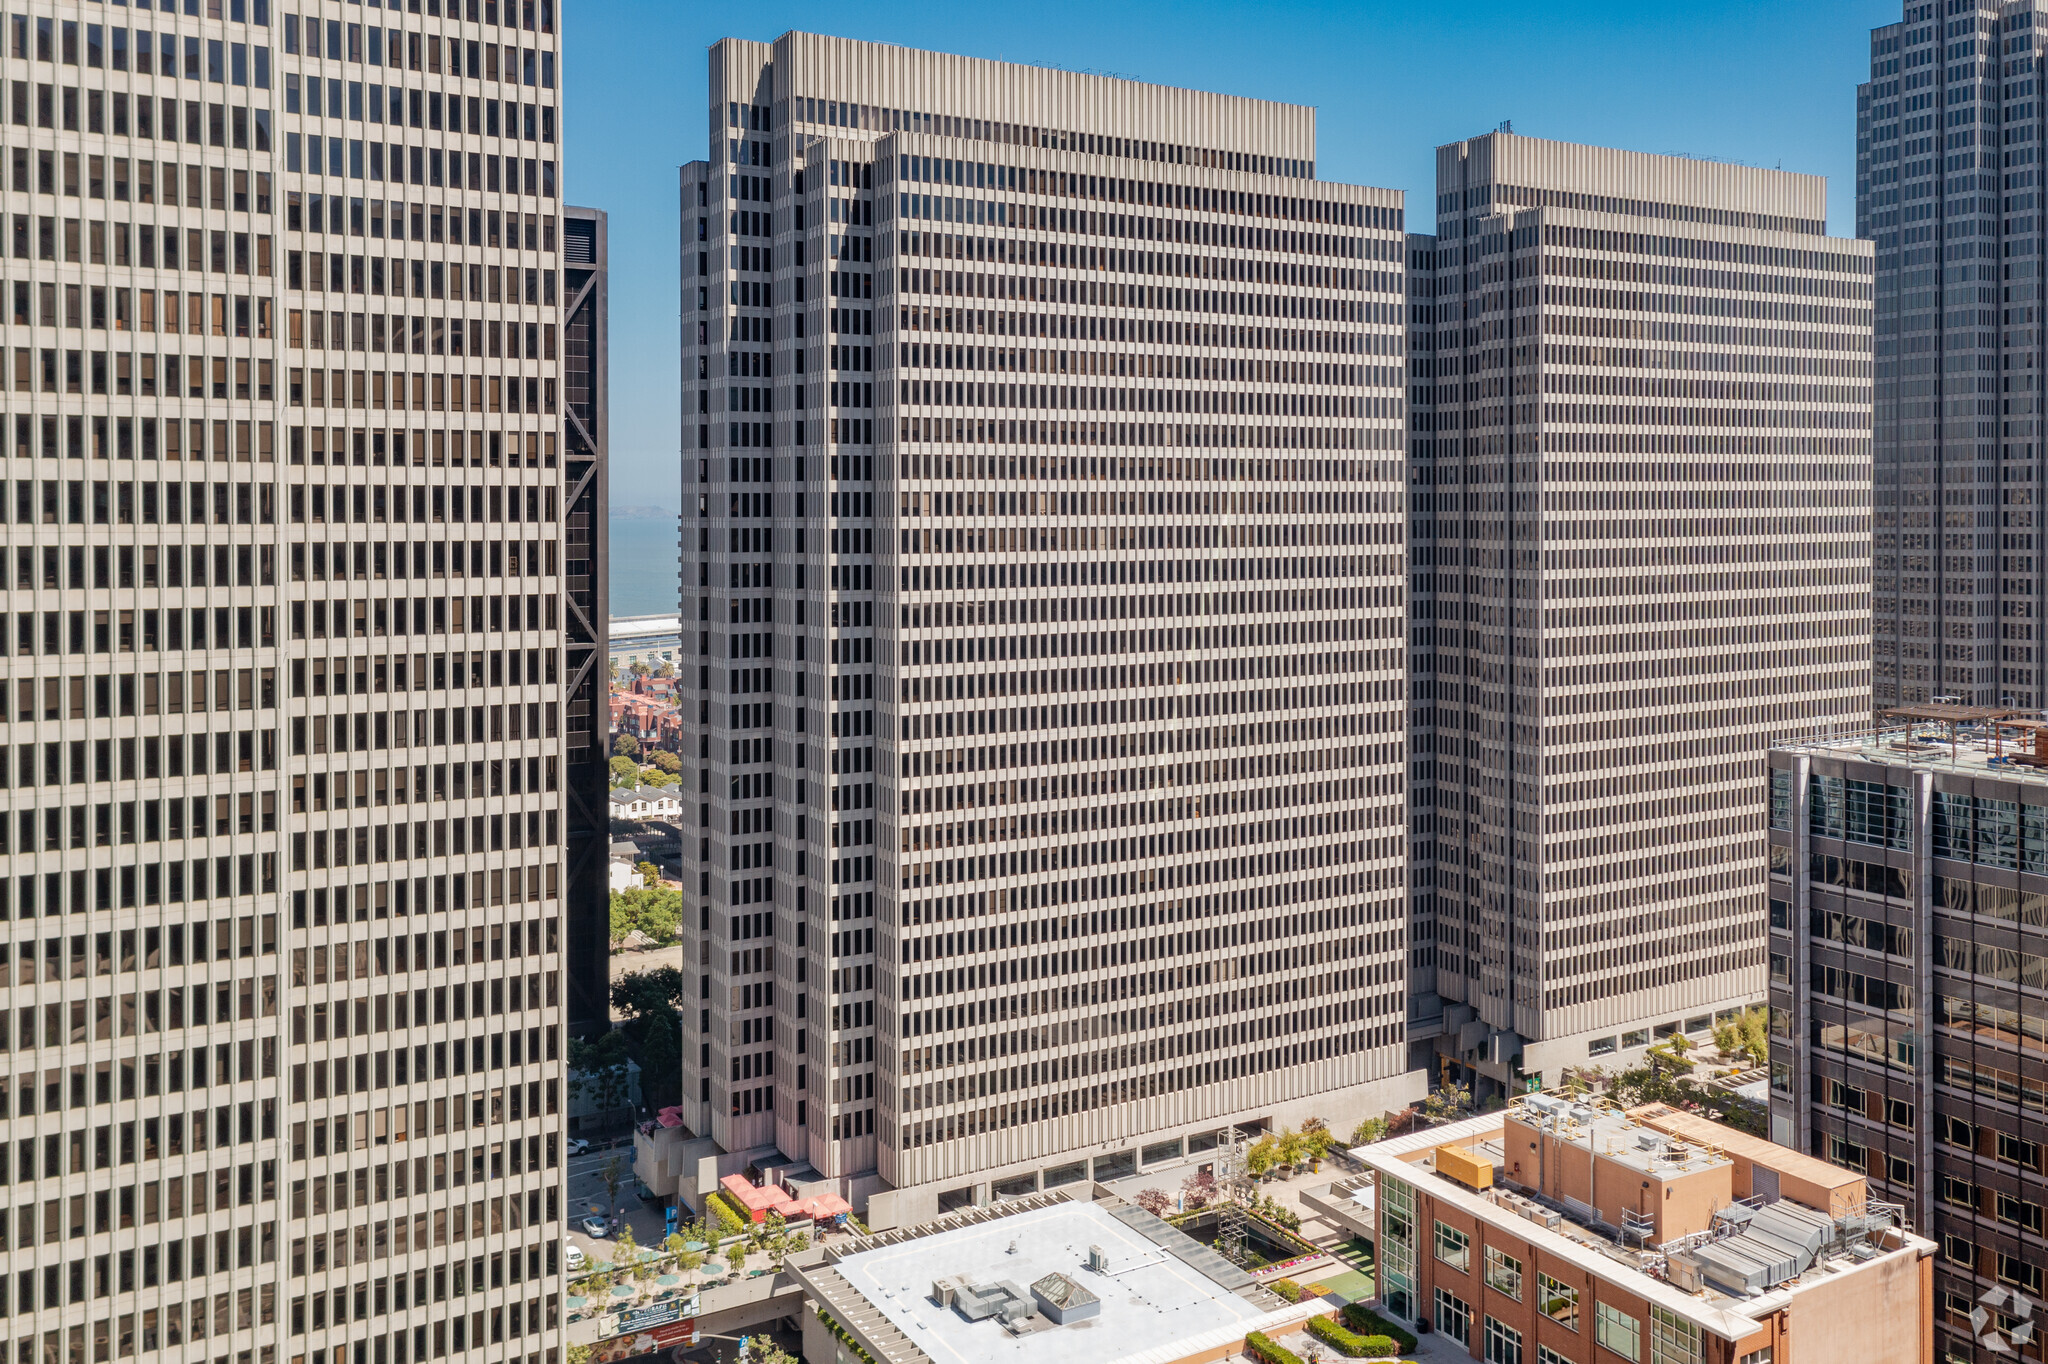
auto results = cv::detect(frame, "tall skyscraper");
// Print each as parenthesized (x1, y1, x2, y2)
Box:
(1768, 724, 2048, 1360)
(0, 4, 570, 1364)
(560, 204, 608, 1035)
(1863, 3, 2044, 711)
(1407, 132, 1874, 1098)
(681, 31, 1418, 1226)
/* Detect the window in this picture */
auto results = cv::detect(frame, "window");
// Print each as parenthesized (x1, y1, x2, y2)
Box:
(1379, 1176, 1417, 1322)
(1769, 768, 1792, 829)
(1435, 1220, 1470, 1273)
(1887, 1156, 1914, 1188)
(1484, 1246, 1523, 1300)
(1540, 1349, 1577, 1364)
(1595, 1303, 1640, 1362)
(1486, 1316, 1525, 1364)
(1648, 1306, 1703, 1364)
(1886, 1098, 1915, 1129)
(1995, 1193, 2043, 1234)
(1945, 1117, 1975, 1149)
(1436, 1287, 1472, 1345)
(1998, 1252, 2044, 1294)
(1942, 1176, 1978, 1209)
(1539, 1273, 1580, 1331)
(1942, 1235, 1975, 1268)
(1998, 1133, 2041, 1170)
(1828, 1135, 1867, 1173)
(1738, 1350, 1774, 1364)
(1621, 1029, 1649, 1049)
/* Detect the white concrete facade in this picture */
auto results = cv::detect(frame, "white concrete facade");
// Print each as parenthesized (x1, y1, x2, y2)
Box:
(680, 31, 1419, 1227)
(1408, 132, 1874, 1088)
(0, 5, 569, 1364)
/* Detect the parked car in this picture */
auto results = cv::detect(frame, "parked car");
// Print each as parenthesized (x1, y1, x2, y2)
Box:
(564, 1138, 591, 1157)
(565, 1244, 586, 1272)
(581, 1215, 609, 1238)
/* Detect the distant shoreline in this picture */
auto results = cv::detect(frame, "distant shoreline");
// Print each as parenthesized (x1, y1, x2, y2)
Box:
(607, 512, 682, 617)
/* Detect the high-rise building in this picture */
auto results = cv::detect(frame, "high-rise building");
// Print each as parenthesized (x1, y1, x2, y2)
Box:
(1768, 720, 2048, 1360)
(560, 204, 608, 1035)
(1863, 3, 2046, 711)
(1406, 132, 1874, 1097)
(0, 5, 571, 1364)
(680, 31, 1419, 1226)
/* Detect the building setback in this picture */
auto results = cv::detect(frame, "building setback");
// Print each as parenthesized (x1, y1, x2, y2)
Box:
(1405, 131, 1875, 1097)
(0, 4, 572, 1364)
(1771, 718, 2048, 1357)
(680, 31, 1419, 1226)
(1863, 2, 2048, 710)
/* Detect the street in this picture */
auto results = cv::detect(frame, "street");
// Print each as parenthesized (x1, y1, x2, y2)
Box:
(563, 1140, 674, 1269)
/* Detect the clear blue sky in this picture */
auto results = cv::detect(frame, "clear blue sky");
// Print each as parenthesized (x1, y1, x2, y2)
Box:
(565, 0, 1895, 509)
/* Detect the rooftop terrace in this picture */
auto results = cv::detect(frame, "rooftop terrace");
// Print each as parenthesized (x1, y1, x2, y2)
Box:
(1357, 1101, 1927, 1338)
(1775, 715, 2048, 786)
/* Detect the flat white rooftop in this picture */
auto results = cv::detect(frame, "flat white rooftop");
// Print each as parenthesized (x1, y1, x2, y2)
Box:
(829, 1200, 1267, 1364)
(607, 614, 681, 640)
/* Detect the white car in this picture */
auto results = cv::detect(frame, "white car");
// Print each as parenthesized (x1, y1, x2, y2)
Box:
(565, 1243, 586, 1272)
(565, 1138, 591, 1157)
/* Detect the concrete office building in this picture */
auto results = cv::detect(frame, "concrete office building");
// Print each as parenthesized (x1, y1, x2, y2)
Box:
(1407, 132, 1874, 1095)
(679, 31, 1418, 1226)
(1862, 3, 2048, 711)
(0, 5, 572, 1364)
(1770, 716, 2048, 1359)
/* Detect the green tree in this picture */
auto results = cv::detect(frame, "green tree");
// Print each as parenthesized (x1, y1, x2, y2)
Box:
(639, 766, 681, 788)
(1717, 1007, 1770, 1068)
(612, 732, 640, 758)
(648, 749, 684, 774)
(600, 1155, 629, 1220)
(1347, 1116, 1388, 1147)
(609, 886, 684, 947)
(1422, 1082, 1474, 1123)
(1648, 1033, 1696, 1078)
(635, 859, 660, 887)
(1609, 1062, 1685, 1108)
(1245, 1133, 1280, 1179)
(567, 1032, 634, 1130)
(614, 1221, 643, 1278)
(635, 1009, 683, 1109)
(609, 754, 641, 787)
(629, 659, 652, 677)
(740, 1337, 799, 1364)
(726, 1242, 749, 1274)
(1276, 1127, 1309, 1171)
(611, 967, 687, 1019)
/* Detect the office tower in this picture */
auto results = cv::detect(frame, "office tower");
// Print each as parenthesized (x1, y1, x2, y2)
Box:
(560, 204, 608, 1035)
(1769, 722, 2048, 1357)
(1865, 3, 2048, 711)
(0, 5, 569, 1364)
(680, 31, 1418, 1226)
(1406, 131, 1874, 1098)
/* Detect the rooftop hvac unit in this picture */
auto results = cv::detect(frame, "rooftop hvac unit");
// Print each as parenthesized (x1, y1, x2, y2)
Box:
(1086, 1245, 1108, 1273)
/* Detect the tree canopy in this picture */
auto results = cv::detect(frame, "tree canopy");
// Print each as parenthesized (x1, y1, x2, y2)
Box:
(609, 885, 681, 946)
